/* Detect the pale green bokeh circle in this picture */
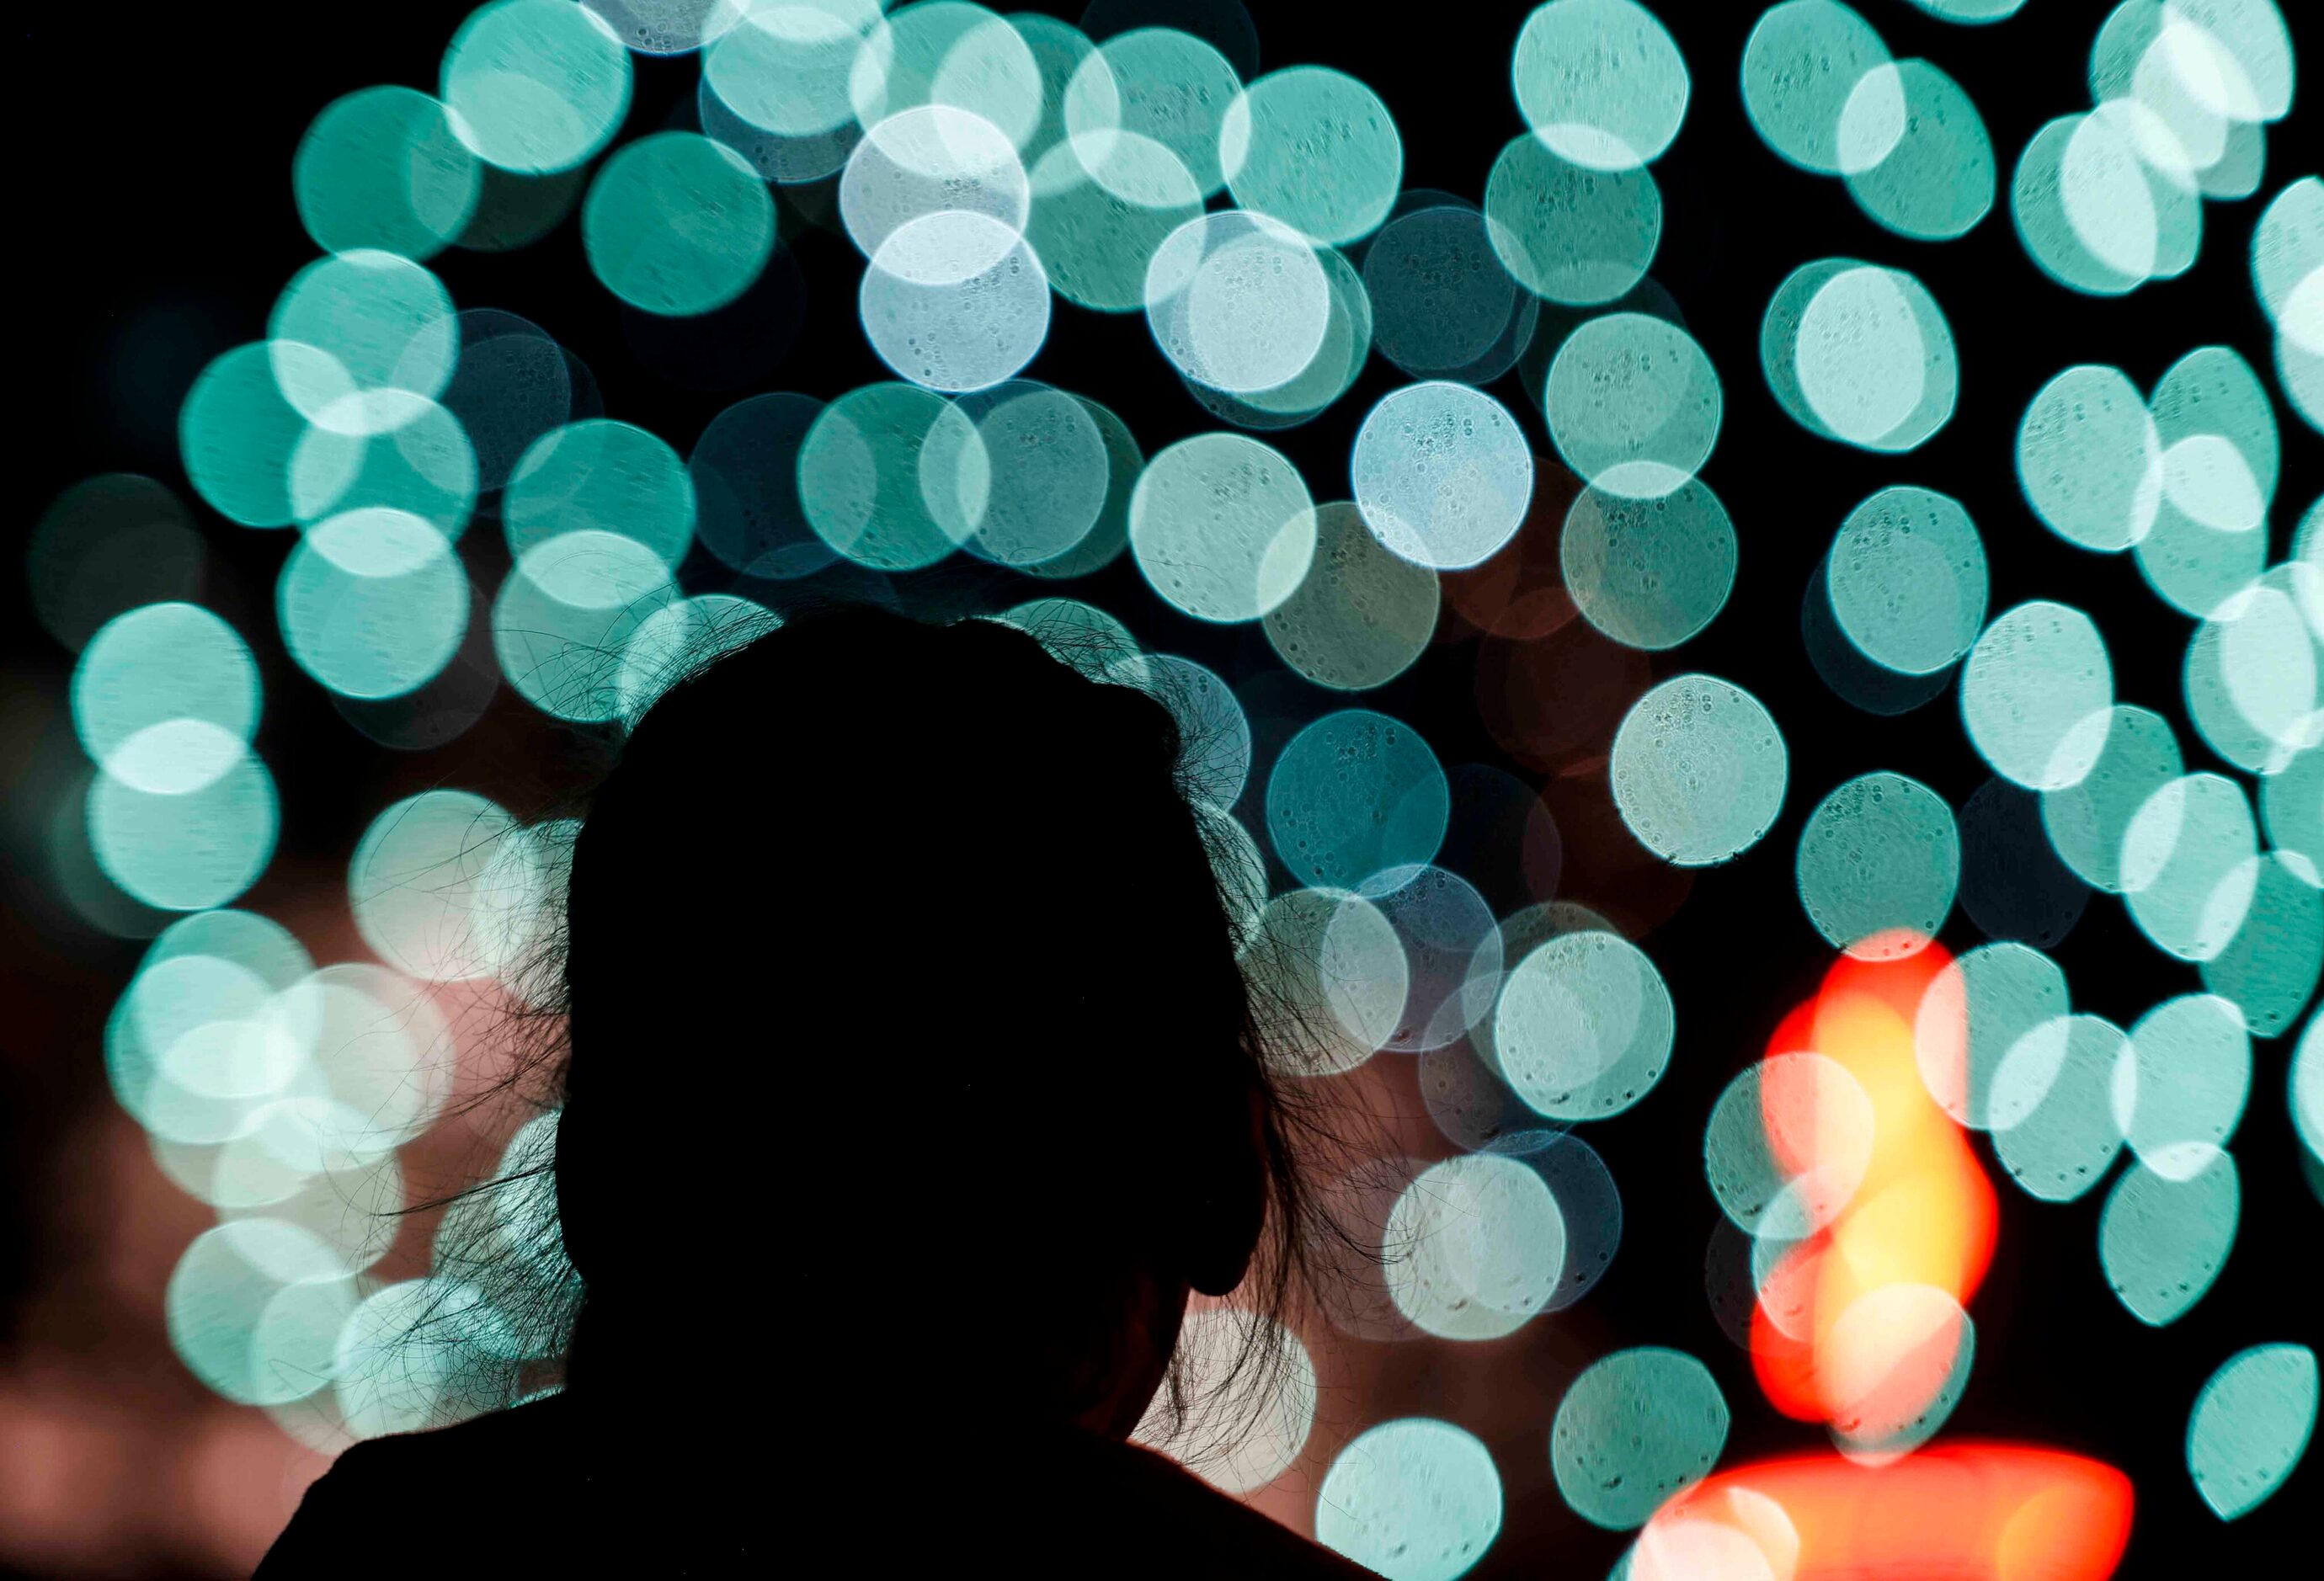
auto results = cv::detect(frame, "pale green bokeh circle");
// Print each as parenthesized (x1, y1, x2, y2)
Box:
(1796, 771, 1959, 957)
(2252, 177, 2323, 329)
(2017, 365, 2162, 552)
(1025, 130, 1203, 313)
(2099, 1146, 2238, 1326)
(166, 1218, 352, 1406)
(1350, 382, 1533, 571)
(2041, 705, 2183, 892)
(1741, 0, 1894, 174)
(1543, 313, 1720, 498)
(2263, 743, 2324, 888)
(89, 748, 279, 913)
(1262, 502, 1439, 691)
(73, 603, 260, 791)
(1314, 1418, 1502, 1581)
(1494, 930, 1676, 1120)
(2119, 993, 2251, 1173)
(1562, 480, 1735, 650)
(268, 251, 459, 433)
(2121, 773, 2258, 962)
(1826, 486, 1987, 674)
(278, 508, 468, 700)
(797, 383, 976, 572)
(583, 131, 775, 317)
(1265, 709, 1448, 891)
(1129, 432, 1316, 622)
(1919, 941, 2070, 1131)
(850, 2, 1042, 152)
(504, 418, 696, 568)
(492, 529, 678, 721)
(181, 342, 360, 529)
(1841, 59, 1993, 240)
(1241, 886, 1409, 1076)
(1063, 26, 1242, 197)
(292, 394, 478, 539)
(2294, 1010, 2324, 1162)
(1144, 210, 1330, 396)
(293, 87, 482, 261)
(1961, 601, 2113, 790)
(1992, 1014, 2126, 1202)
(2012, 113, 2161, 298)
(2187, 1343, 2317, 1521)
(1386, 1151, 1567, 1340)
(2202, 852, 2324, 1037)
(1219, 66, 1400, 244)
(1483, 133, 1662, 305)
(703, 0, 885, 138)
(1609, 674, 1786, 866)
(864, 211, 1052, 392)
(1793, 265, 1956, 451)
(440, 0, 634, 174)
(1551, 1348, 1728, 1530)
(943, 382, 1111, 567)
(2184, 577, 2317, 775)
(1511, 0, 1690, 172)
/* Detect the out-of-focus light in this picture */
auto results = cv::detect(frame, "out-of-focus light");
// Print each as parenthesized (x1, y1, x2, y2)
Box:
(1609, 675, 1786, 866)
(2187, 1342, 2316, 1520)
(1315, 1417, 1502, 1580)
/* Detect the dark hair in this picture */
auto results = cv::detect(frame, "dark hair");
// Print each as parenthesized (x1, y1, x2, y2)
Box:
(418, 602, 1378, 1467)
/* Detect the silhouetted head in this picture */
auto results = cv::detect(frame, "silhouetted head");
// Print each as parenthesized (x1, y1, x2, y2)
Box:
(550, 605, 1315, 1440)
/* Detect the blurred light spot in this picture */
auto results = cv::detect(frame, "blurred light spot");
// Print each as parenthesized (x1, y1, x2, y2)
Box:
(1351, 382, 1532, 571)
(1961, 601, 2113, 791)
(294, 87, 482, 260)
(1315, 1417, 1501, 1580)
(1992, 1014, 2127, 1202)
(1146, 210, 1330, 395)
(1387, 1152, 1565, 1340)
(1134, 1308, 1315, 1492)
(1244, 886, 1408, 1076)
(1266, 709, 1447, 891)
(1704, 1052, 1875, 1239)
(441, 0, 634, 174)
(2098, 1143, 2237, 1325)
(1826, 487, 1985, 675)
(1483, 134, 1661, 304)
(1366, 201, 1537, 383)
(1511, 0, 1689, 172)
(1262, 501, 1438, 691)
(584, 131, 773, 316)
(1063, 25, 1241, 196)
(2116, 993, 2251, 1171)
(1219, 66, 1400, 244)
(1841, 60, 1993, 240)
(1795, 773, 1957, 959)
(2120, 772, 2257, 960)
(1609, 674, 1786, 866)
(2188, 1342, 2316, 1520)
(1563, 480, 1735, 651)
(279, 508, 468, 700)
(1130, 431, 1315, 621)
(1553, 1347, 1728, 1530)
(1543, 313, 1719, 497)
(1495, 929, 1674, 1120)
(1915, 942, 2068, 1131)
(2017, 365, 2162, 552)
(492, 528, 678, 720)
(1741, 1, 1892, 174)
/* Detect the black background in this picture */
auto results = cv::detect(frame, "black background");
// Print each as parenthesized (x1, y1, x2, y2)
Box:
(4, 0, 2316, 1573)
